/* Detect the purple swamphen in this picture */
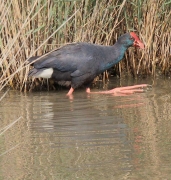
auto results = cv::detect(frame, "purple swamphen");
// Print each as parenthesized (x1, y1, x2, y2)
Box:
(28, 32, 147, 96)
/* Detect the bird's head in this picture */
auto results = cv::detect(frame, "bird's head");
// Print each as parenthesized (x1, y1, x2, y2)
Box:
(117, 32, 145, 49)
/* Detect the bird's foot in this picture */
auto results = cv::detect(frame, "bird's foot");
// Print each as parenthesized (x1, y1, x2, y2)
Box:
(105, 84, 149, 96)
(88, 84, 151, 96)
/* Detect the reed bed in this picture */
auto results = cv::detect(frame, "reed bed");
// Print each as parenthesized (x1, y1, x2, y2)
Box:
(0, 0, 170, 91)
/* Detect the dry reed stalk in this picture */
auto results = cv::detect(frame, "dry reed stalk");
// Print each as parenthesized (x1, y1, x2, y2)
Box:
(0, 89, 9, 101)
(0, 116, 23, 136)
(0, 143, 20, 157)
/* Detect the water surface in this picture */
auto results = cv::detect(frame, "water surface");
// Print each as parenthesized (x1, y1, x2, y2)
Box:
(0, 77, 171, 180)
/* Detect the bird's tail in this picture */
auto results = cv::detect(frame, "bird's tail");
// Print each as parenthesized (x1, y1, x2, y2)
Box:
(27, 56, 40, 65)
(28, 68, 39, 77)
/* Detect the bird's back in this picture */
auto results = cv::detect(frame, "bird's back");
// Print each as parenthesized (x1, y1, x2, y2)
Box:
(28, 42, 114, 73)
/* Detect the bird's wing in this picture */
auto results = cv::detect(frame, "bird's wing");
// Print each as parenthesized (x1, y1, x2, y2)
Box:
(28, 43, 93, 73)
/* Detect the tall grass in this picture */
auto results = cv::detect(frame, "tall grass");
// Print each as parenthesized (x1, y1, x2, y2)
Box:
(0, 0, 170, 91)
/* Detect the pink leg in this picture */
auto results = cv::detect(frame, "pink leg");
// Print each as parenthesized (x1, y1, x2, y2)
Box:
(86, 88, 91, 93)
(86, 84, 150, 96)
(67, 87, 74, 96)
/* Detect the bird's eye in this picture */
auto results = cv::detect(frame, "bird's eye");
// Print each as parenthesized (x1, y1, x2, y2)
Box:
(130, 37, 134, 40)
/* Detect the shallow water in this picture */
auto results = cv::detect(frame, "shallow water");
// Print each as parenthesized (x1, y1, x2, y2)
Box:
(1, 77, 171, 180)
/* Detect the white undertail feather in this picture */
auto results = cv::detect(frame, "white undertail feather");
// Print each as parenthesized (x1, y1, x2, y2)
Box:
(38, 68, 53, 78)
(33, 68, 53, 78)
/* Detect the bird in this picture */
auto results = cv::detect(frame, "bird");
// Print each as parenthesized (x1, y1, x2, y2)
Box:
(28, 32, 148, 96)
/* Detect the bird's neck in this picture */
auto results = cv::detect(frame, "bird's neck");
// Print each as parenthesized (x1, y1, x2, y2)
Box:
(112, 43, 127, 62)
(102, 43, 128, 70)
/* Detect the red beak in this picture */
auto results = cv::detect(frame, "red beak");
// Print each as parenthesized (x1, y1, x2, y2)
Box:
(130, 32, 145, 49)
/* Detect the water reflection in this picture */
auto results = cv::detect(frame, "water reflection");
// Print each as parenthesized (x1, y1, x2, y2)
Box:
(26, 91, 139, 179)
(1, 77, 171, 179)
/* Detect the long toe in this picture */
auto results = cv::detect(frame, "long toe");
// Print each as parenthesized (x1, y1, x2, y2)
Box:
(117, 84, 149, 90)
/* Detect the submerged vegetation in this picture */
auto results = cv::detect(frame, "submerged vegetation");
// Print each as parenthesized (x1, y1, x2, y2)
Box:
(0, 0, 171, 91)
